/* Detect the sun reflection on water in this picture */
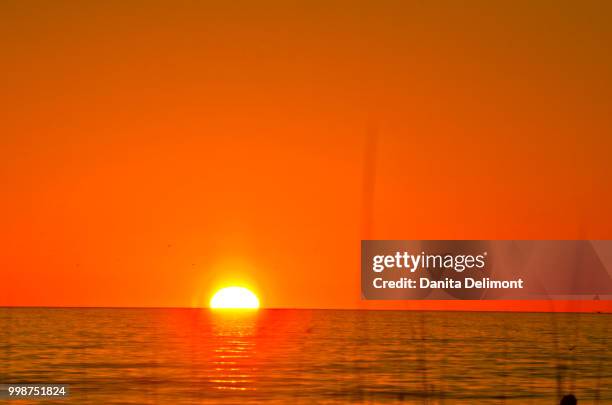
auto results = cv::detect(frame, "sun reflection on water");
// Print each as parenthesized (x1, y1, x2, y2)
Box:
(209, 311, 259, 392)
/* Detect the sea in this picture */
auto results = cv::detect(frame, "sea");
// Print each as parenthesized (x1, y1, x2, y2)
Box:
(0, 308, 610, 404)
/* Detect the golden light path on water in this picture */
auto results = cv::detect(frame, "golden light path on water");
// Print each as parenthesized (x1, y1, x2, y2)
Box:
(209, 310, 259, 392)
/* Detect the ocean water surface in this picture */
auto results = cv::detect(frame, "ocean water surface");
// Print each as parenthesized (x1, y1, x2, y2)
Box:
(1, 308, 610, 404)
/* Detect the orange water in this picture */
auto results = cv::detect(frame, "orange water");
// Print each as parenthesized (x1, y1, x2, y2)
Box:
(1, 309, 610, 404)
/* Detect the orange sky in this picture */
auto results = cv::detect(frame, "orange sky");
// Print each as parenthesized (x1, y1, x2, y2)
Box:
(1, 1, 611, 311)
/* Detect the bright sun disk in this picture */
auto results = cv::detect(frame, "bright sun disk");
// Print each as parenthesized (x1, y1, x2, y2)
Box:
(210, 287, 260, 309)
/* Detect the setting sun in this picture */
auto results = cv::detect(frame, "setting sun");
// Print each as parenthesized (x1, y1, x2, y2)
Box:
(210, 287, 260, 309)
